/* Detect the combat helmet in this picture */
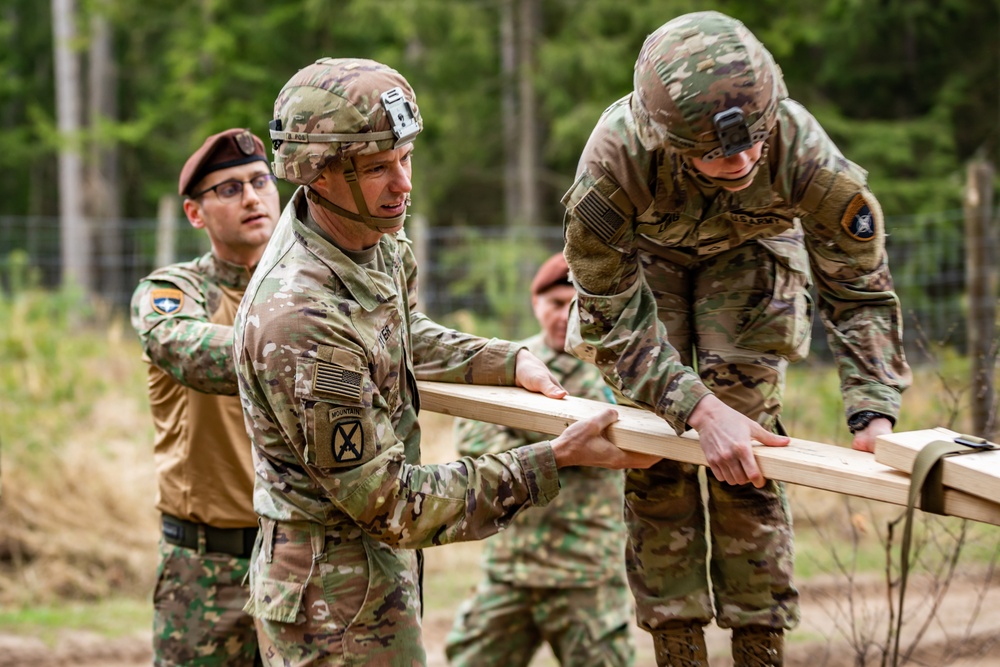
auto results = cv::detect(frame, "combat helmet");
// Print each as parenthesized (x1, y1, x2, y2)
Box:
(269, 57, 422, 231)
(631, 12, 787, 166)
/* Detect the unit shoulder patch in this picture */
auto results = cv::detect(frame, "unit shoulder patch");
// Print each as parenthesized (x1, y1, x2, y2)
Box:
(841, 193, 877, 242)
(309, 405, 375, 468)
(150, 288, 184, 315)
(329, 407, 366, 464)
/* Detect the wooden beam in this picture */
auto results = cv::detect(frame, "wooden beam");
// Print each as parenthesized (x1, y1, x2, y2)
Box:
(876, 428, 1000, 505)
(417, 381, 1000, 527)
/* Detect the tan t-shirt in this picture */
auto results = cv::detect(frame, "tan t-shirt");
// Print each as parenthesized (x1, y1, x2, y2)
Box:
(131, 252, 256, 528)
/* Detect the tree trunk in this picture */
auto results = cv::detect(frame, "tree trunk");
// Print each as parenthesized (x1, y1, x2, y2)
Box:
(156, 194, 178, 270)
(87, 12, 123, 301)
(515, 0, 539, 230)
(500, 0, 518, 227)
(964, 159, 997, 438)
(52, 0, 91, 293)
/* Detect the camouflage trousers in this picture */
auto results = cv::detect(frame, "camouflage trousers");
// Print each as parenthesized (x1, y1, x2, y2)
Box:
(444, 576, 635, 667)
(629, 239, 807, 634)
(246, 517, 425, 667)
(153, 539, 260, 666)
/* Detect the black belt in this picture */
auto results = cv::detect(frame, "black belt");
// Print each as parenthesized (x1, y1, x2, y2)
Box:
(161, 514, 256, 559)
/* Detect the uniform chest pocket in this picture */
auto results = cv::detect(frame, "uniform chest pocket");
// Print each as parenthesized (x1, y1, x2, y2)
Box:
(295, 350, 377, 469)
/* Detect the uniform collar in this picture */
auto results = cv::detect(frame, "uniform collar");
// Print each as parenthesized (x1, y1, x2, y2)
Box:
(203, 252, 256, 289)
(288, 188, 399, 312)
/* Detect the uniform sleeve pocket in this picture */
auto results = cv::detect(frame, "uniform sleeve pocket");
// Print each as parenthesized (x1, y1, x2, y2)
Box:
(245, 576, 304, 624)
(294, 348, 379, 469)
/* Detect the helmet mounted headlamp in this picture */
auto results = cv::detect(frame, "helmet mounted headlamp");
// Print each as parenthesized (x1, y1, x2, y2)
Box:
(712, 108, 753, 158)
(381, 87, 420, 149)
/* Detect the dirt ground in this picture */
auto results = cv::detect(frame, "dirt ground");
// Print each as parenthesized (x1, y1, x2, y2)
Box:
(2, 571, 998, 667)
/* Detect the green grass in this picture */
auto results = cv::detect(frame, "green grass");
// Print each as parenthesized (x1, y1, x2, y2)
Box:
(0, 280, 149, 470)
(0, 597, 152, 645)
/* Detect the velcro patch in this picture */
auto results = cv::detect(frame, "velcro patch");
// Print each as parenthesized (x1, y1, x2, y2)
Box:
(313, 360, 363, 403)
(330, 408, 366, 464)
(309, 406, 374, 468)
(574, 187, 627, 246)
(841, 193, 877, 242)
(150, 288, 184, 315)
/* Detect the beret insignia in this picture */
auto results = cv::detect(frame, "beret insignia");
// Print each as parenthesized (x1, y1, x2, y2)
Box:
(236, 130, 257, 155)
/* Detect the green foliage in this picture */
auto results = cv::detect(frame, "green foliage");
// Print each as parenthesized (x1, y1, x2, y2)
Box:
(10, 0, 992, 222)
(0, 598, 152, 644)
(813, 104, 963, 216)
(5, 0, 996, 347)
(0, 256, 143, 470)
(437, 231, 553, 340)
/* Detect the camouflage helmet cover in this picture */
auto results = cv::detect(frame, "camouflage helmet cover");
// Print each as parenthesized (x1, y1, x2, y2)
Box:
(270, 57, 422, 185)
(631, 11, 787, 160)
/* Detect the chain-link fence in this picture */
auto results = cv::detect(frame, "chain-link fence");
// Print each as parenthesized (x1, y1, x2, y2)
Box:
(0, 210, 986, 363)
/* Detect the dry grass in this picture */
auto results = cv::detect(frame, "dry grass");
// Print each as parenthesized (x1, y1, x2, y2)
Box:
(0, 310, 159, 606)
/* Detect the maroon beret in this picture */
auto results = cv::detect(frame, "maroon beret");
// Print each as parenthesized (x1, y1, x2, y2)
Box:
(178, 128, 268, 196)
(531, 252, 572, 297)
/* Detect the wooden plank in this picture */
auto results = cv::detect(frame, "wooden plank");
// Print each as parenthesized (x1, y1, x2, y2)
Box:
(417, 381, 1000, 527)
(875, 428, 1000, 505)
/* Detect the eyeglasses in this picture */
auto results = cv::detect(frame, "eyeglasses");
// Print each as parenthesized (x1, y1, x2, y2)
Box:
(190, 174, 277, 201)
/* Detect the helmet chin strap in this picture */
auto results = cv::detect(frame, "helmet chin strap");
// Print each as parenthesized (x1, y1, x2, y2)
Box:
(307, 157, 409, 232)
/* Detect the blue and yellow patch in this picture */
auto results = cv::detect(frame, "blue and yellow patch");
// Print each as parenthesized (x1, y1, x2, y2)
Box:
(841, 193, 877, 242)
(150, 288, 184, 315)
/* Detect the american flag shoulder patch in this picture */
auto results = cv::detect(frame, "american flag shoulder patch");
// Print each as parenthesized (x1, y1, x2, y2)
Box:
(313, 361, 364, 403)
(574, 186, 627, 246)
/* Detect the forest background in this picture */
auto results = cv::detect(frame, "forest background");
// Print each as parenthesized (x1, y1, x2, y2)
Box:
(3, 0, 1000, 665)
(3, 0, 999, 343)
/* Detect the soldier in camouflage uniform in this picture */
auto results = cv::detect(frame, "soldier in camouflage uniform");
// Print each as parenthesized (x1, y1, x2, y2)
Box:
(445, 253, 635, 667)
(131, 128, 281, 666)
(561, 12, 912, 666)
(234, 57, 658, 667)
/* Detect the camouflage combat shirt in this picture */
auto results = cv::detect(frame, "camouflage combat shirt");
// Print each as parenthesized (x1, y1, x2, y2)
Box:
(234, 188, 560, 543)
(563, 96, 912, 434)
(131, 252, 256, 529)
(455, 334, 625, 588)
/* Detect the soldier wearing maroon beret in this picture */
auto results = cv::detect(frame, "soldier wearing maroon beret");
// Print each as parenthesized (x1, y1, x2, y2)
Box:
(446, 251, 636, 667)
(130, 128, 281, 666)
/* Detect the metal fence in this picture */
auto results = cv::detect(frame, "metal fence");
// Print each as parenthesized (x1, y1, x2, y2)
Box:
(0, 211, 982, 363)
